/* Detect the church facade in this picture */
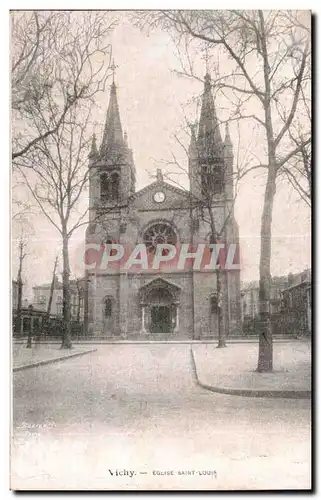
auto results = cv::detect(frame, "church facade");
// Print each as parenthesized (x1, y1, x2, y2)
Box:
(84, 72, 241, 340)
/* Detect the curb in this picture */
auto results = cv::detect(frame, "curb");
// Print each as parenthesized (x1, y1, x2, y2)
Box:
(190, 348, 311, 400)
(13, 348, 97, 372)
(13, 339, 307, 345)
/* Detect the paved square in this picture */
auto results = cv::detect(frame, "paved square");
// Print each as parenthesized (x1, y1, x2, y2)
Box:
(12, 345, 311, 490)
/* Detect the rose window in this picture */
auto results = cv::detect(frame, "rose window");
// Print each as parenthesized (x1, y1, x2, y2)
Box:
(143, 223, 177, 254)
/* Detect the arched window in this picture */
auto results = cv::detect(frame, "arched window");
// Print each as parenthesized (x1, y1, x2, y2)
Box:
(213, 161, 224, 195)
(110, 172, 120, 200)
(104, 297, 112, 318)
(201, 159, 224, 196)
(143, 223, 177, 254)
(100, 172, 120, 202)
(100, 173, 109, 201)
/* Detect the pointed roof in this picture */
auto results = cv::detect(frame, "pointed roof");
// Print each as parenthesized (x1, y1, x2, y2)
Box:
(188, 124, 197, 156)
(89, 133, 98, 159)
(224, 122, 232, 144)
(99, 82, 124, 158)
(224, 122, 233, 159)
(197, 72, 223, 159)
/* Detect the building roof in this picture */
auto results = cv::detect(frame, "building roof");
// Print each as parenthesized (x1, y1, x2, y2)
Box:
(33, 277, 86, 292)
(99, 82, 124, 159)
(132, 177, 190, 201)
(197, 72, 223, 158)
(281, 279, 311, 293)
(241, 269, 311, 294)
(33, 280, 63, 291)
(241, 281, 259, 291)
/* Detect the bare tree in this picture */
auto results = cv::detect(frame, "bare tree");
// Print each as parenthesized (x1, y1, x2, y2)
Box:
(159, 118, 251, 347)
(11, 11, 121, 349)
(16, 101, 96, 348)
(17, 103, 127, 348)
(278, 11, 311, 208)
(278, 78, 311, 207)
(12, 190, 35, 224)
(136, 9, 311, 371)
(11, 10, 116, 162)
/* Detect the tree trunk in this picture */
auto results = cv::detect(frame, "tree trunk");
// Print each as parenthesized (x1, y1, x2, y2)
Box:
(208, 205, 226, 348)
(15, 240, 25, 337)
(216, 269, 226, 348)
(257, 168, 277, 372)
(61, 233, 72, 349)
(44, 256, 58, 334)
(84, 271, 89, 336)
(16, 278, 23, 336)
(46, 257, 58, 318)
(26, 312, 32, 348)
(77, 295, 81, 324)
(257, 26, 277, 372)
(75, 279, 81, 324)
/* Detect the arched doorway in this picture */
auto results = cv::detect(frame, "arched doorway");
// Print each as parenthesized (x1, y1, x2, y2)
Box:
(148, 287, 173, 333)
(139, 278, 181, 335)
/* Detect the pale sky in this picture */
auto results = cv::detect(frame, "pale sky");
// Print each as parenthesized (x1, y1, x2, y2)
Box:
(12, 12, 311, 300)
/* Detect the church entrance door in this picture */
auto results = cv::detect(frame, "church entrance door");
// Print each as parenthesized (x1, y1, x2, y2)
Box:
(151, 306, 171, 333)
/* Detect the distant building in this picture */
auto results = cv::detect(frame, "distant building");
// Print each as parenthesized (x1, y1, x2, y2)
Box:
(32, 277, 85, 321)
(281, 269, 311, 335)
(241, 269, 311, 336)
(270, 276, 289, 314)
(241, 281, 259, 321)
(12, 286, 48, 336)
(33, 276, 63, 316)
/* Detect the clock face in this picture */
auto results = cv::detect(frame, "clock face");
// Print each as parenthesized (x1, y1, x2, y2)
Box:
(153, 191, 166, 203)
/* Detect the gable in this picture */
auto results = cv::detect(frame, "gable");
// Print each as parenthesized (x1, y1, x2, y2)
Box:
(139, 277, 182, 302)
(131, 180, 190, 211)
(140, 277, 182, 293)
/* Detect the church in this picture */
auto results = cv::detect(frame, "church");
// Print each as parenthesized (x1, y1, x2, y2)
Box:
(84, 70, 241, 340)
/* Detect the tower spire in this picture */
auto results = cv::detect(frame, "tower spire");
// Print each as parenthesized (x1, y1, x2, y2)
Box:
(197, 72, 223, 159)
(99, 68, 124, 158)
(188, 123, 197, 157)
(204, 44, 210, 74)
(89, 133, 98, 159)
(224, 122, 232, 145)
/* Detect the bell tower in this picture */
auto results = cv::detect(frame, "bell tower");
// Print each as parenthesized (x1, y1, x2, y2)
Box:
(88, 63, 136, 222)
(188, 72, 229, 202)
